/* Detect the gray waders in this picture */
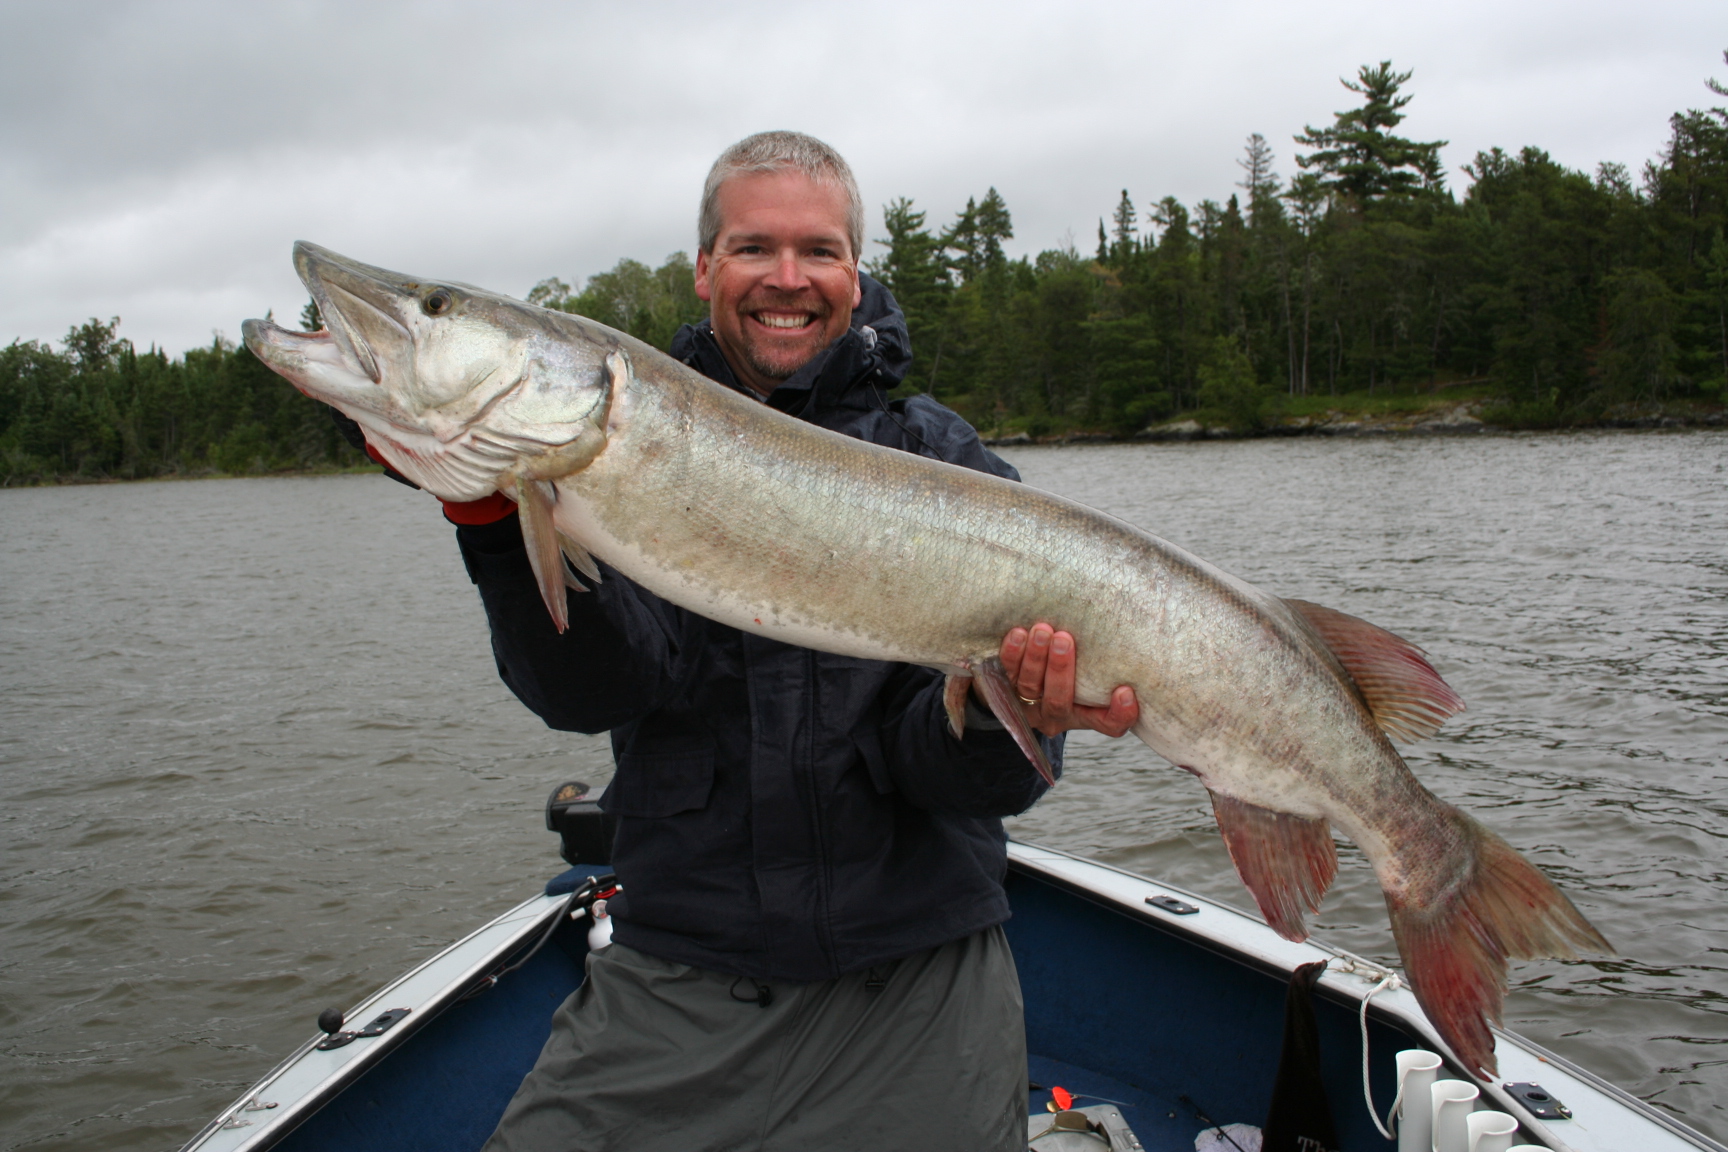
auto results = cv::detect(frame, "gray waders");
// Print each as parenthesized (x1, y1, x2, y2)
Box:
(483, 927, 1027, 1152)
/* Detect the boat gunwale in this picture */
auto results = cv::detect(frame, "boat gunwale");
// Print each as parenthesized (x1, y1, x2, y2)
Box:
(184, 844, 1726, 1152)
(1006, 840, 1728, 1152)
(178, 887, 574, 1152)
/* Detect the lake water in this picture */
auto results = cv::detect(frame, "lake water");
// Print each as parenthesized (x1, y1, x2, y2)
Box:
(1, 430, 1724, 1149)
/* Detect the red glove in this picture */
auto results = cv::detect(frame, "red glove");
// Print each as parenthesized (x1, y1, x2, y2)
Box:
(441, 491, 516, 526)
(363, 443, 515, 526)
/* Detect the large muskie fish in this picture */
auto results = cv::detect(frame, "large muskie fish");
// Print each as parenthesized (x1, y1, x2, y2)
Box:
(244, 242, 1609, 1076)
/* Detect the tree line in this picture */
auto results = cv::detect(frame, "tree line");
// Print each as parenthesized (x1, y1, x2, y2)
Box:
(0, 316, 364, 484)
(537, 57, 1728, 435)
(4, 56, 1724, 483)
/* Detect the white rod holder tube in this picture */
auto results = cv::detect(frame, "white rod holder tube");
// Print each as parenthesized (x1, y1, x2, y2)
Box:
(1431, 1080, 1480, 1152)
(1395, 1050, 1444, 1152)
(1467, 1110, 1519, 1152)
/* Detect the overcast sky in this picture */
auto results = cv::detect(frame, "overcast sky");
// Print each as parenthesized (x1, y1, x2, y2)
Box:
(2, 0, 1723, 355)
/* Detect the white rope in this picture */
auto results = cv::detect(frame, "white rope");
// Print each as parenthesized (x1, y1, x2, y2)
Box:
(1384, 1076, 1407, 1143)
(1359, 972, 1400, 1140)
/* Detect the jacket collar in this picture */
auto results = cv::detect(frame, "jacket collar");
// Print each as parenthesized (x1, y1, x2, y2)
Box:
(669, 273, 912, 421)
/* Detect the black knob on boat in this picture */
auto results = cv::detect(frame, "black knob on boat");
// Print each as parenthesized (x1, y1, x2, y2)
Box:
(318, 1008, 345, 1035)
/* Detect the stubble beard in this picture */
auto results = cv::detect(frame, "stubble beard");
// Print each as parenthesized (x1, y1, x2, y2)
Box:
(736, 293, 833, 384)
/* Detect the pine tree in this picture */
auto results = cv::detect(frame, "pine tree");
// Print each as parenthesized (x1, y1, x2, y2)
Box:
(941, 198, 983, 283)
(1111, 190, 1138, 259)
(1294, 62, 1447, 200)
(973, 188, 1014, 274)
(869, 199, 953, 393)
(1237, 133, 1282, 224)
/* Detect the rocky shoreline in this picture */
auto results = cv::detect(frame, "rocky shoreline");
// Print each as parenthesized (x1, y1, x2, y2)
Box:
(981, 400, 1727, 446)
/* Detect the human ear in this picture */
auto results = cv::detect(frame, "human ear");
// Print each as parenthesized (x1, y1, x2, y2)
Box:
(694, 248, 713, 303)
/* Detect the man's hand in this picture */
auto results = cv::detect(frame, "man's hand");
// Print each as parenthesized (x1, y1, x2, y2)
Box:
(994, 623, 1139, 738)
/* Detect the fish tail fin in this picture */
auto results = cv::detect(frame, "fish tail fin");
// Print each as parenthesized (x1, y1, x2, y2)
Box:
(1209, 790, 1338, 941)
(1388, 806, 1613, 1078)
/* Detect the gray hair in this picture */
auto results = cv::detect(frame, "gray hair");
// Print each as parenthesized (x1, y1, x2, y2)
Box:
(698, 131, 864, 259)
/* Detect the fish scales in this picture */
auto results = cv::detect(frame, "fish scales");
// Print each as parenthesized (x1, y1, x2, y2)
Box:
(242, 242, 1611, 1076)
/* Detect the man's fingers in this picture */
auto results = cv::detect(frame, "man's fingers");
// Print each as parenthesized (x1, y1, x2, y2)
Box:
(1017, 624, 1053, 702)
(1042, 631, 1077, 711)
(998, 626, 1029, 680)
(994, 624, 1137, 741)
(1099, 686, 1139, 737)
(1066, 687, 1140, 738)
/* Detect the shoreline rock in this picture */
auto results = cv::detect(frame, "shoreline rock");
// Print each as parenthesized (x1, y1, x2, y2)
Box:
(980, 401, 1725, 446)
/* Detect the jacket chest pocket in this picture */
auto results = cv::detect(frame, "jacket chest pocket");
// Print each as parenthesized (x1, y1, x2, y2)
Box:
(603, 742, 717, 818)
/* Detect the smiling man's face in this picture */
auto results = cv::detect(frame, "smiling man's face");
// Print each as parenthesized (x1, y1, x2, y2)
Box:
(695, 169, 862, 396)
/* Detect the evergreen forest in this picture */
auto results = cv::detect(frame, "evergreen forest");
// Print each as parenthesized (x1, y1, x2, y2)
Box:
(4, 58, 1726, 484)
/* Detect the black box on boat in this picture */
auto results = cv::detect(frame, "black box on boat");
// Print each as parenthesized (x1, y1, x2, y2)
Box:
(546, 781, 617, 866)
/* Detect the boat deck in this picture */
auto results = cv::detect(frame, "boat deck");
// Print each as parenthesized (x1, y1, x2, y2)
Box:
(185, 843, 1725, 1152)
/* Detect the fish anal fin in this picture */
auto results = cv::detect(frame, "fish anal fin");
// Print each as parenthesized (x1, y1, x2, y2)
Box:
(1209, 790, 1337, 942)
(971, 658, 1056, 787)
(1284, 598, 1465, 742)
(943, 672, 972, 740)
(515, 477, 569, 633)
(557, 532, 602, 585)
(1388, 807, 1612, 1079)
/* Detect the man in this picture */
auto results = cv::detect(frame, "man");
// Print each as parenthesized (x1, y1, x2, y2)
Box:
(445, 132, 1137, 1151)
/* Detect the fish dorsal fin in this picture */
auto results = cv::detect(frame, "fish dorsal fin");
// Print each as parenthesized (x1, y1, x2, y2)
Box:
(515, 477, 569, 633)
(1283, 599, 1465, 743)
(1208, 790, 1337, 941)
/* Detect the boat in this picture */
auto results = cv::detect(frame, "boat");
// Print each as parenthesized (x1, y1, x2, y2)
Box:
(182, 835, 1722, 1152)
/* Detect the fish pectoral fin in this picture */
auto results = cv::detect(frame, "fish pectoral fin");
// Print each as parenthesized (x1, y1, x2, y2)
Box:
(557, 532, 602, 586)
(1208, 790, 1337, 942)
(515, 476, 570, 633)
(1284, 598, 1466, 743)
(942, 672, 973, 739)
(972, 658, 1056, 787)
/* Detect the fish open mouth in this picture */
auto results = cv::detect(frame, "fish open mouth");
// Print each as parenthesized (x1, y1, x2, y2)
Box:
(292, 241, 418, 385)
(238, 317, 358, 401)
(242, 242, 420, 410)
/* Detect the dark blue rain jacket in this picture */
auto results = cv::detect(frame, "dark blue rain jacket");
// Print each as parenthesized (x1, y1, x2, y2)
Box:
(455, 275, 1061, 982)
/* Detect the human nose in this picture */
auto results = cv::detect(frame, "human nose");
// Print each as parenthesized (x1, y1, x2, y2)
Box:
(764, 247, 811, 291)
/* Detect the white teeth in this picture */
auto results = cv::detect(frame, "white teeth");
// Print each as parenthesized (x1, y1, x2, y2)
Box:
(755, 313, 812, 329)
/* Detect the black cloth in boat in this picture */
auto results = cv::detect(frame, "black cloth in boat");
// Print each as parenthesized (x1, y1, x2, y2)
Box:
(454, 273, 1063, 983)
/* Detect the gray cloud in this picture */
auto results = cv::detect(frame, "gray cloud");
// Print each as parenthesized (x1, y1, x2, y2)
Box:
(2, 0, 1721, 354)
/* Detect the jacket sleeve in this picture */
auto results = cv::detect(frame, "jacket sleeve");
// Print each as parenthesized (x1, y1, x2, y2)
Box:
(455, 513, 693, 734)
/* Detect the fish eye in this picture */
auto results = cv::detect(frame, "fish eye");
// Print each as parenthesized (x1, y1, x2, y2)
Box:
(423, 289, 455, 317)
